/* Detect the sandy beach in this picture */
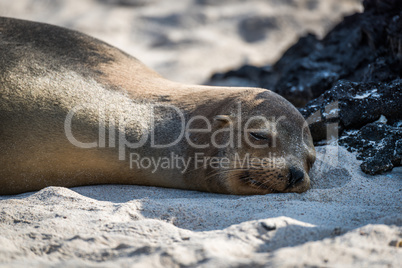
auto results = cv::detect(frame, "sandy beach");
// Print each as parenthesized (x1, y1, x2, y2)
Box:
(1, 146, 401, 266)
(1, 0, 401, 267)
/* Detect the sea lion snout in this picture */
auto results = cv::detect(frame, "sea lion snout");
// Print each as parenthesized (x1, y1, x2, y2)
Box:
(288, 166, 305, 186)
(284, 165, 311, 193)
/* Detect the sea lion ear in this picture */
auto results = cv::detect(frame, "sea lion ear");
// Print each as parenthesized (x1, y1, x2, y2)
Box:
(213, 115, 232, 127)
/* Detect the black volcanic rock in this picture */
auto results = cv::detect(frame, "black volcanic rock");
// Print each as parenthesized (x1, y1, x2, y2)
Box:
(299, 79, 402, 142)
(363, 0, 402, 13)
(339, 123, 402, 175)
(299, 79, 402, 174)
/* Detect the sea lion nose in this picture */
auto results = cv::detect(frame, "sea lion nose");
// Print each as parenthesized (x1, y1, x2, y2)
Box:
(289, 167, 304, 186)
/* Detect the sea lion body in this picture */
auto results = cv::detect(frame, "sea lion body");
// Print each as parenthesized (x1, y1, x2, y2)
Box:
(0, 17, 315, 195)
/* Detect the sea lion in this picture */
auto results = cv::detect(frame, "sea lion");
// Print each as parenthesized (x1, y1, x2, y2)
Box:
(0, 17, 316, 195)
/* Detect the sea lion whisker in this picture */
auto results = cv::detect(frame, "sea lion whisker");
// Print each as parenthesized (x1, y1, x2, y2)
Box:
(203, 168, 248, 182)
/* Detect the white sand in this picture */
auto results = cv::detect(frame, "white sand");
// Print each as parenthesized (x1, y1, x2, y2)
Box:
(1, 0, 401, 267)
(1, 146, 401, 267)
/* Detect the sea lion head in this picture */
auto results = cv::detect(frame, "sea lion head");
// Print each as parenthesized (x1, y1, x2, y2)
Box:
(195, 89, 316, 195)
